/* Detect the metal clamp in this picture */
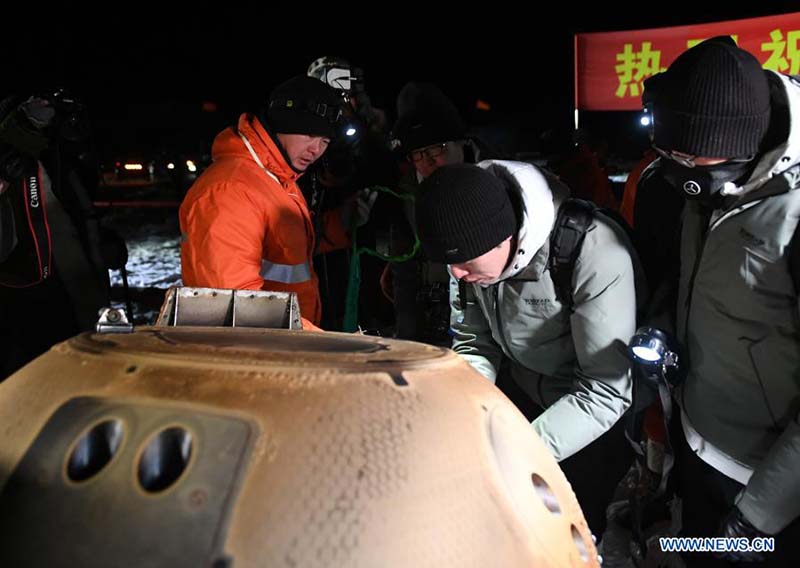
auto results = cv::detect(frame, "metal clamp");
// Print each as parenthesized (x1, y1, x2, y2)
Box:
(95, 308, 133, 334)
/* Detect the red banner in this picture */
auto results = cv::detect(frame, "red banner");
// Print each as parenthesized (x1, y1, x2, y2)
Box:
(575, 13, 800, 111)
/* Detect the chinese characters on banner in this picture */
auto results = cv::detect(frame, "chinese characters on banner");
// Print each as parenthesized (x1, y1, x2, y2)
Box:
(575, 13, 800, 111)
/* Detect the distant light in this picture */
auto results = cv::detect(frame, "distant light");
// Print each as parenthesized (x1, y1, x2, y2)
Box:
(640, 115, 652, 127)
(475, 99, 491, 111)
(124, 163, 144, 171)
(186, 160, 197, 173)
(167, 163, 175, 170)
(345, 127, 357, 137)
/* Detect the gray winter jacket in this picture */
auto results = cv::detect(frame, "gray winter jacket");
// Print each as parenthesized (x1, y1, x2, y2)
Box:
(449, 160, 637, 461)
(676, 72, 800, 534)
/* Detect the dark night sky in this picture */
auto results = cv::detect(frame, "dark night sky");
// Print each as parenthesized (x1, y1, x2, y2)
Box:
(5, 6, 798, 159)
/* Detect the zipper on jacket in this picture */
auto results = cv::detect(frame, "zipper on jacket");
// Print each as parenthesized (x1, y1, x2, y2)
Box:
(536, 371, 546, 407)
(492, 282, 547, 407)
(493, 283, 515, 361)
(680, 230, 707, 415)
(682, 213, 711, 348)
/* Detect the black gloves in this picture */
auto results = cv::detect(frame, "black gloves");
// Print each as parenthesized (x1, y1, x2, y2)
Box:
(714, 506, 770, 563)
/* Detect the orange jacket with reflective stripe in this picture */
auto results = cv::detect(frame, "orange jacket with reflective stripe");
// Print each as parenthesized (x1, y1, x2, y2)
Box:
(179, 114, 349, 326)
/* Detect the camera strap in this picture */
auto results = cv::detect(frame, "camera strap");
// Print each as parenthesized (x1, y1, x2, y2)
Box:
(0, 163, 52, 286)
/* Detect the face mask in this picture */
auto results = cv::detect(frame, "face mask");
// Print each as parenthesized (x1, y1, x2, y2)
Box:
(661, 159, 755, 206)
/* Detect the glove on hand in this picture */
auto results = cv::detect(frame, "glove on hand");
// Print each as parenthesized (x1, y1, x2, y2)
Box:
(714, 506, 770, 563)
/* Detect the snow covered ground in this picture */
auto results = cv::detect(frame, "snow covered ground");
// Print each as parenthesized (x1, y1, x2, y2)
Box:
(103, 206, 182, 324)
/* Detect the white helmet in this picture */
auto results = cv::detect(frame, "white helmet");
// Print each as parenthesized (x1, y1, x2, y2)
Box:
(307, 56, 353, 93)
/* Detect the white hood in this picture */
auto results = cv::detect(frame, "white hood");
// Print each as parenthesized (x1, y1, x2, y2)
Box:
(728, 72, 800, 196)
(476, 160, 558, 282)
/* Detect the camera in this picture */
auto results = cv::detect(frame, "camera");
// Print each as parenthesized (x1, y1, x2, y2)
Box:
(45, 89, 84, 115)
(34, 90, 89, 143)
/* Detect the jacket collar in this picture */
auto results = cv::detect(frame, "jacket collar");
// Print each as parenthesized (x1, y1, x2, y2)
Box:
(212, 113, 301, 185)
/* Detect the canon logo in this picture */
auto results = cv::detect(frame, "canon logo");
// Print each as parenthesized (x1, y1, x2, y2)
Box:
(28, 176, 40, 208)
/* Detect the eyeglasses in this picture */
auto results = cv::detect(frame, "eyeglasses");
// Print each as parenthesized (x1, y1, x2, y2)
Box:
(652, 144, 755, 168)
(652, 145, 698, 167)
(407, 143, 448, 163)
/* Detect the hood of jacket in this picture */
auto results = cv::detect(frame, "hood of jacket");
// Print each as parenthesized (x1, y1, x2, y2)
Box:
(725, 72, 800, 198)
(476, 159, 570, 283)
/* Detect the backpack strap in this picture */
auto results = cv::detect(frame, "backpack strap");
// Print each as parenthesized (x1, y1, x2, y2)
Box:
(549, 198, 595, 310)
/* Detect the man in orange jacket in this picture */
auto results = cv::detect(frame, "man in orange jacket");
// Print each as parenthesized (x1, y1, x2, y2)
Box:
(180, 76, 361, 328)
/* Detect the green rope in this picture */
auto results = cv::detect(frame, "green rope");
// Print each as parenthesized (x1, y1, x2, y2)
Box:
(342, 186, 419, 332)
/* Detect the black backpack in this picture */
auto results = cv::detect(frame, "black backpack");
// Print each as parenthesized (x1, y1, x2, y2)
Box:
(549, 198, 635, 310)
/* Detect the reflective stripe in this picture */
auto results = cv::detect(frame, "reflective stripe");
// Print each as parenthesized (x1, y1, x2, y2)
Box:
(681, 409, 753, 485)
(260, 259, 311, 284)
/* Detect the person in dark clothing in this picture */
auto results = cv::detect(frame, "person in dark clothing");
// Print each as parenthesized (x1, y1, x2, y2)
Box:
(0, 91, 110, 379)
(386, 82, 490, 344)
(302, 57, 396, 332)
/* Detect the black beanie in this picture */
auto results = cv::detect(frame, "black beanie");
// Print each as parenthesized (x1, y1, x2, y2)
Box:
(651, 36, 770, 158)
(263, 75, 342, 139)
(415, 164, 517, 264)
(391, 82, 467, 153)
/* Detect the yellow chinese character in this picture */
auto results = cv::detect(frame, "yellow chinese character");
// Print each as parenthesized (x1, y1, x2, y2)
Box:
(762, 28, 800, 75)
(615, 42, 665, 99)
